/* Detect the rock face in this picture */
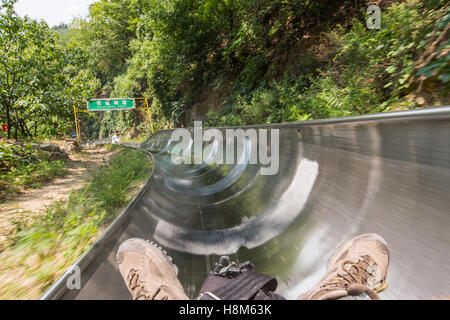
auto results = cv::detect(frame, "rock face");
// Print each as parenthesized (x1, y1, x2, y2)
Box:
(39, 143, 61, 153)
(36, 143, 69, 161)
(47, 151, 69, 161)
(69, 140, 81, 153)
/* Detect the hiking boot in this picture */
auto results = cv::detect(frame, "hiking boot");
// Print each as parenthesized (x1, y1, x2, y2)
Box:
(298, 233, 390, 300)
(116, 238, 189, 300)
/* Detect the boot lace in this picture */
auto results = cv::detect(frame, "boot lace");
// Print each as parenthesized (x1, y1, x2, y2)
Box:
(322, 255, 388, 300)
(127, 269, 169, 300)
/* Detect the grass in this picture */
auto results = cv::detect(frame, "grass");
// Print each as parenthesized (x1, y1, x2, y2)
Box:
(0, 146, 153, 299)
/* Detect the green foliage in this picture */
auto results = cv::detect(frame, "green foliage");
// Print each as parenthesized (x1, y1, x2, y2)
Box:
(0, 0, 100, 140)
(127, 0, 352, 124)
(0, 147, 152, 299)
(205, 111, 245, 128)
(2, 0, 448, 137)
(335, 4, 420, 95)
(205, 1, 449, 127)
(86, 148, 150, 210)
(0, 141, 68, 200)
(416, 9, 450, 89)
(65, 0, 151, 88)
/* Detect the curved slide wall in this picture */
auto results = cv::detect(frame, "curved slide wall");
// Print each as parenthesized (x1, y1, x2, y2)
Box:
(42, 107, 450, 300)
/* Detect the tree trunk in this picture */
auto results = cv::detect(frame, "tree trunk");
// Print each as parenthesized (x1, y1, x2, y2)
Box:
(13, 108, 19, 140)
(4, 100, 12, 139)
(18, 117, 26, 137)
(98, 112, 104, 139)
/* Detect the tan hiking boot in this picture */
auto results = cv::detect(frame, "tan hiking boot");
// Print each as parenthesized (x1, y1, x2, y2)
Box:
(116, 238, 189, 300)
(298, 233, 390, 300)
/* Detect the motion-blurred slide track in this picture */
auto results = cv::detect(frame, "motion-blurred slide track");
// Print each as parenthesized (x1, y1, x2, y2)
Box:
(43, 107, 450, 300)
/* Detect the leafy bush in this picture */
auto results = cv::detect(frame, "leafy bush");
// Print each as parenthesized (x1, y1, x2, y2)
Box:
(416, 8, 450, 90)
(205, 1, 449, 127)
(0, 0, 100, 140)
(328, 1, 448, 110)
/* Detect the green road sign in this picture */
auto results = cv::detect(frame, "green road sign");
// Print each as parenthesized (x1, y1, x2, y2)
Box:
(87, 98, 135, 111)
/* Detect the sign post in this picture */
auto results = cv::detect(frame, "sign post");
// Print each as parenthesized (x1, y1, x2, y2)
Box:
(73, 98, 154, 146)
(73, 105, 81, 145)
(135, 98, 154, 134)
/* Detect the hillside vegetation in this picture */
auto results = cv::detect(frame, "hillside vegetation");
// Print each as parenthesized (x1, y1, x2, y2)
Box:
(1, 0, 449, 140)
(0, 142, 68, 200)
(0, 146, 152, 299)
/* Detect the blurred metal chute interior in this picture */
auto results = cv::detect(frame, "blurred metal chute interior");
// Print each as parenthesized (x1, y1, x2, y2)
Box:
(42, 107, 450, 300)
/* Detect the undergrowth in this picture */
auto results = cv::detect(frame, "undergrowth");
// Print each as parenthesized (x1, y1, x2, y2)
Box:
(205, 1, 449, 126)
(0, 141, 68, 201)
(0, 146, 152, 299)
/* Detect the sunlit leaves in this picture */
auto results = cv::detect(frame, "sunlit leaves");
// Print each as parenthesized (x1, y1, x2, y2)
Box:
(0, 0, 99, 138)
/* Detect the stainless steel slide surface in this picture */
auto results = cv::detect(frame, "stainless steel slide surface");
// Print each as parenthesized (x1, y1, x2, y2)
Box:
(42, 107, 450, 300)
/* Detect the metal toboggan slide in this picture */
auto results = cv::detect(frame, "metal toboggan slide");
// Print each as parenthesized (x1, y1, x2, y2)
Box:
(42, 107, 450, 300)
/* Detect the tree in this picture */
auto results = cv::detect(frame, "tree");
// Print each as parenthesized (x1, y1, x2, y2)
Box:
(68, 0, 151, 88)
(0, 0, 99, 139)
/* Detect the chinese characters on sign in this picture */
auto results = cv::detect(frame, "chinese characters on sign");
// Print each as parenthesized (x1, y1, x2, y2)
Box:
(87, 99, 136, 111)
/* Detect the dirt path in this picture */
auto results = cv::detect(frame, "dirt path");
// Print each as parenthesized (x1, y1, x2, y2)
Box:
(0, 147, 118, 249)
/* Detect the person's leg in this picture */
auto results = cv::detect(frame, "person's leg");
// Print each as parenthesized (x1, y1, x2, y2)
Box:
(298, 233, 389, 300)
(116, 238, 189, 300)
